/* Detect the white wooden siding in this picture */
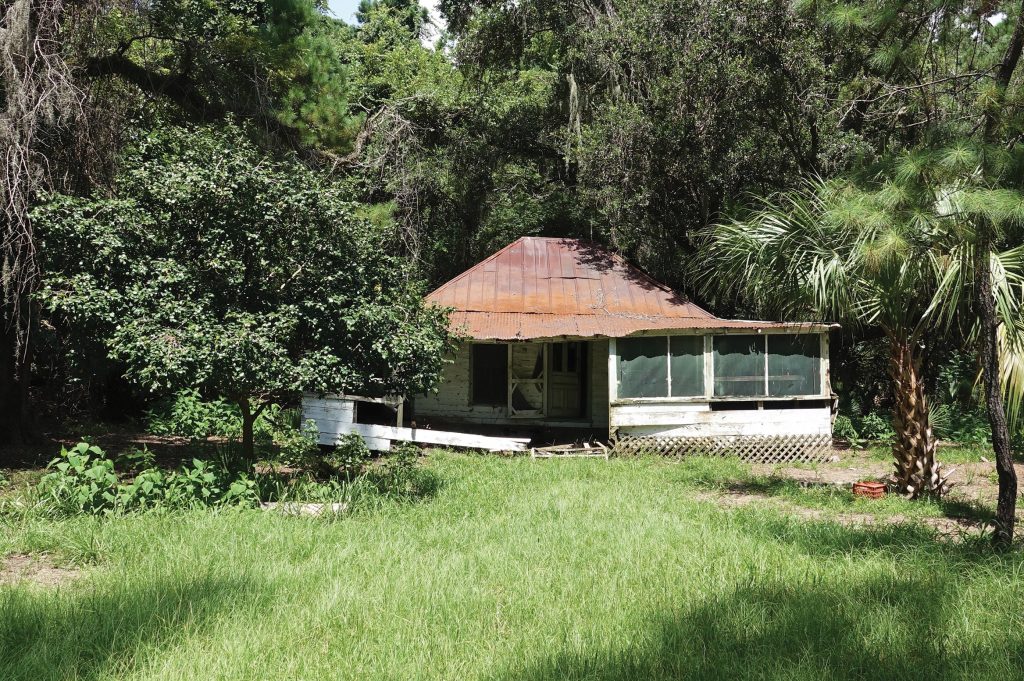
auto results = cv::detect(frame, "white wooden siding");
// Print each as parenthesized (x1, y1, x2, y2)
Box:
(610, 403, 832, 438)
(301, 395, 356, 425)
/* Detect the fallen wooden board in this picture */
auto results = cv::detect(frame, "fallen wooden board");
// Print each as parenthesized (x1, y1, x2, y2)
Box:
(531, 442, 609, 460)
(261, 502, 348, 516)
(315, 421, 530, 452)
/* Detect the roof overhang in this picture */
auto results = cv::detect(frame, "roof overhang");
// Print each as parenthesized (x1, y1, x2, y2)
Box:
(441, 309, 836, 341)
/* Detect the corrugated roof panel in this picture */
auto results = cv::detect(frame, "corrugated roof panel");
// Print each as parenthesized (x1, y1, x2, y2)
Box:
(427, 237, 833, 339)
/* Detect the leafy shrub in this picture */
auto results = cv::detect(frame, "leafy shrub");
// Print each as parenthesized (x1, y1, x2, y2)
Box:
(930, 404, 992, 445)
(37, 443, 119, 514)
(832, 414, 859, 442)
(366, 442, 439, 501)
(146, 389, 242, 438)
(854, 412, 894, 443)
(147, 391, 307, 451)
(275, 419, 323, 469)
(253, 404, 304, 442)
(37, 442, 259, 516)
(334, 432, 370, 479)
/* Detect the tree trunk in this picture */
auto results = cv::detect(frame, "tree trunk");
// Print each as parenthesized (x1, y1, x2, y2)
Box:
(975, 244, 1017, 549)
(888, 335, 948, 498)
(0, 324, 34, 460)
(238, 396, 256, 465)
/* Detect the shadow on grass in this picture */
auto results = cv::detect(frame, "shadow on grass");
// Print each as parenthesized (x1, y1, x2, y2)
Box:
(938, 497, 995, 524)
(501, 570, 1022, 681)
(0, 573, 268, 681)
(734, 510, 1006, 564)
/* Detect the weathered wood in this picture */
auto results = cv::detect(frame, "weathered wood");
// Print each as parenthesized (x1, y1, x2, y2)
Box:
(610, 404, 832, 435)
(612, 433, 832, 463)
(316, 421, 530, 452)
(531, 442, 609, 459)
(415, 340, 609, 427)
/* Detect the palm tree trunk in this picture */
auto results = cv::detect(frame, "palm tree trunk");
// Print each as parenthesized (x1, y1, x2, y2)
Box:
(888, 335, 947, 498)
(975, 244, 1017, 549)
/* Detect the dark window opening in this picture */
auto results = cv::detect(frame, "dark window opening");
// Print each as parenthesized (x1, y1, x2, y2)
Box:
(762, 399, 831, 410)
(710, 401, 759, 411)
(472, 344, 507, 406)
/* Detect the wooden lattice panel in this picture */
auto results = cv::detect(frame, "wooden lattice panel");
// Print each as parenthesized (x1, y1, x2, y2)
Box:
(612, 433, 833, 464)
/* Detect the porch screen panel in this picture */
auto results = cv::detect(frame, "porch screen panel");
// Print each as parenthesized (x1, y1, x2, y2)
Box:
(471, 344, 507, 405)
(669, 335, 704, 396)
(618, 337, 668, 398)
(768, 334, 821, 396)
(713, 335, 766, 396)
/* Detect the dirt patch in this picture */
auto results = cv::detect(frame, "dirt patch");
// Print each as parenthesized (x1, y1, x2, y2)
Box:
(750, 459, 886, 488)
(753, 450, 1024, 507)
(0, 554, 80, 587)
(695, 489, 990, 541)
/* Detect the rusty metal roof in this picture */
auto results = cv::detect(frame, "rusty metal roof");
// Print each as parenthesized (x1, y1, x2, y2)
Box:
(427, 237, 831, 340)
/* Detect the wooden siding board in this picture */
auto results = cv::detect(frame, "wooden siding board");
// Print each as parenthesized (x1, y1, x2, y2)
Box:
(610, 404, 832, 437)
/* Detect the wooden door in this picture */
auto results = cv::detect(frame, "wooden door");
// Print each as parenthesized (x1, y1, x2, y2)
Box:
(508, 343, 546, 417)
(547, 342, 585, 419)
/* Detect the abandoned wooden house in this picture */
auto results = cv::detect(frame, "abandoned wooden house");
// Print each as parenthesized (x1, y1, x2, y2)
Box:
(411, 237, 837, 460)
(303, 236, 836, 459)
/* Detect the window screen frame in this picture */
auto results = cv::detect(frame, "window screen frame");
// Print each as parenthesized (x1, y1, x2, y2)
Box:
(615, 334, 707, 399)
(766, 333, 822, 397)
(616, 336, 670, 398)
(611, 331, 827, 403)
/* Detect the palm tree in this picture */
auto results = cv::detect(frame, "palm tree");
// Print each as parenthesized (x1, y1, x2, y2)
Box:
(699, 150, 1024, 507)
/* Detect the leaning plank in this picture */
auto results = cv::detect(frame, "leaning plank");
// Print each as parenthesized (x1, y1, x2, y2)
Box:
(317, 421, 529, 452)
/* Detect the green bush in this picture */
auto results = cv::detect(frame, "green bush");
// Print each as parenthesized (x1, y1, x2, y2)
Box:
(146, 389, 242, 438)
(36, 443, 260, 516)
(367, 442, 439, 501)
(275, 419, 323, 469)
(33, 438, 440, 518)
(36, 443, 120, 515)
(853, 412, 894, 443)
(832, 414, 859, 442)
(146, 390, 305, 448)
(334, 432, 370, 479)
(930, 404, 992, 445)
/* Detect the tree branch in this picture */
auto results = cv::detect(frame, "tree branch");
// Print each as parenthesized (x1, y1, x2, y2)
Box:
(84, 52, 219, 119)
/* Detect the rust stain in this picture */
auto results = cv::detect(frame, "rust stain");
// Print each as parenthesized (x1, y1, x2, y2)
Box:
(427, 237, 832, 340)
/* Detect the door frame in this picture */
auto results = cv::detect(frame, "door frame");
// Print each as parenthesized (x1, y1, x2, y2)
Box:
(508, 343, 547, 418)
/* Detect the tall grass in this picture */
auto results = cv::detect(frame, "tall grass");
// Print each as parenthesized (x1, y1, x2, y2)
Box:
(2, 453, 1023, 680)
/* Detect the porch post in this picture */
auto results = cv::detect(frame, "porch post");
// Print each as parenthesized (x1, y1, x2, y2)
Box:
(607, 338, 617, 439)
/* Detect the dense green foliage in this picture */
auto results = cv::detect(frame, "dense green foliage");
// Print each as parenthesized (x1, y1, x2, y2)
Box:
(0, 0, 1022, 520)
(35, 123, 455, 458)
(3, 455, 1024, 679)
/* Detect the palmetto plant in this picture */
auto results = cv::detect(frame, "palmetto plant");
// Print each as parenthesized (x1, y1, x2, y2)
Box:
(699, 145, 1024, 502)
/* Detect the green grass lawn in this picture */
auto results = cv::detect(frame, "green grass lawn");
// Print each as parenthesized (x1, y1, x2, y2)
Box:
(3, 453, 1024, 681)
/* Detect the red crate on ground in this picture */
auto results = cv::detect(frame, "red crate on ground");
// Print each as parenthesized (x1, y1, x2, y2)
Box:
(852, 481, 886, 499)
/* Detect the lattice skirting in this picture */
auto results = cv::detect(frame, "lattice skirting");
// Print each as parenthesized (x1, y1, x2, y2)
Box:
(612, 433, 834, 464)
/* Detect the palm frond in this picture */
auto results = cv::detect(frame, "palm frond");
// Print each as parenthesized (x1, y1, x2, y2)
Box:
(998, 322, 1024, 430)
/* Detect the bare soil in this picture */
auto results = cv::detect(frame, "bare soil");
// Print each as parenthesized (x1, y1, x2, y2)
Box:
(0, 553, 80, 587)
(751, 448, 1023, 509)
(690, 448, 1023, 541)
(694, 488, 990, 540)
